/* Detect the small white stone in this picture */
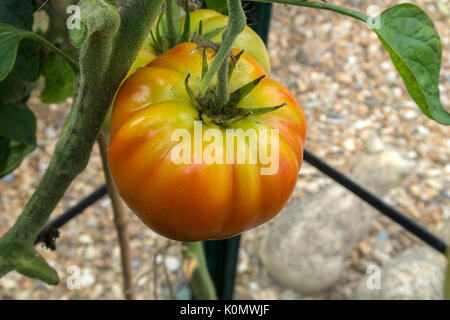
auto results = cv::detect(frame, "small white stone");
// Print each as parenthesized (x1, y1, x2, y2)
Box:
(164, 256, 180, 273)
(85, 246, 100, 260)
(249, 282, 260, 292)
(79, 234, 93, 244)
(45, 127, 57, 139)
(402, 110, 418, 121)
(416, 125, 430, 135)
(365, 133, 384, 153)
(343, 138, 356, 151)
(354, 120, 370, 130)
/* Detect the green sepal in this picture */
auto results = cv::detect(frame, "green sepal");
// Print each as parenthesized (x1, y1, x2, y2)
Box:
(228, 75, 265, 106)
(179, 0, 191, 43)
(201, 48, 208, 80)
(185, 73, 201, 110)
(228, 50, 244, 81)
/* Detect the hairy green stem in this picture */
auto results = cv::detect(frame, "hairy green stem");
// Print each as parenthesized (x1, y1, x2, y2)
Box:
(0, 0, 165, 284)
(165, 0, 179, 48)
(248, 0, 368, 22)
(183, 242, 218, 300)
(198, 0, 246, 96)
(214, 57, 230, 110)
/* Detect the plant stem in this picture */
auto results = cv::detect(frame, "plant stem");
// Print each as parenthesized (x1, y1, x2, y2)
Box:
(0, 0, 165, 284)
(214, 57, 230, 110)
(183, 242, 218, 300)
(198, 0, 246, 96)
(165, 0, 179, 49)
(98, 133, 135, 300)
(247, 0, 368, 22)
(29, 32, 80, 72)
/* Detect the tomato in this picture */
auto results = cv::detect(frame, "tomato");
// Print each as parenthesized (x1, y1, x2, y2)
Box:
(127, 44, 157, 79)
(109, 42, 306, 241)
(126, 9, 271, 82)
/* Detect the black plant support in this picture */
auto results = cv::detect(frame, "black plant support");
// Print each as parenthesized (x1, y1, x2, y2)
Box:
(202, 1, 273, 300)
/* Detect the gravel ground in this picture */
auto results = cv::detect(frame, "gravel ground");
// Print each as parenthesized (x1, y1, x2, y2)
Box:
(1, 0, 449, 299)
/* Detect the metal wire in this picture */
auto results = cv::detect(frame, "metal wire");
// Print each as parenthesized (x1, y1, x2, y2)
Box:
(34, 184, 108, 244)
(303, 149, 448, 254)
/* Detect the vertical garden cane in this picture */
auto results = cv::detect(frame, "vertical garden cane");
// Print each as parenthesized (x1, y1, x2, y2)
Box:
(202, 1, 273, 300)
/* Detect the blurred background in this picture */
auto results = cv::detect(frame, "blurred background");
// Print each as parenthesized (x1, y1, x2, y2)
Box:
(0, 0, 449, 299)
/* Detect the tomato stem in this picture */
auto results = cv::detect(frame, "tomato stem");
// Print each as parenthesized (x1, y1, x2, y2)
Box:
(214, 56, 230, 110)
(246, 0, 368, 22)
(0, 0, 165, 284)
(165, 0, 179, 49)
(182, 242, 218, 300)
(198, 0, 246, 96)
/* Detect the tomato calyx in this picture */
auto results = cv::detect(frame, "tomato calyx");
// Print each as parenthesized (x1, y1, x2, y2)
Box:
(150, 4, 226, 56)
(184, 49, 286, 128)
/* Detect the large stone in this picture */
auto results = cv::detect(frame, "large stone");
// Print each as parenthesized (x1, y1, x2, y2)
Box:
(355, 246, 446, 300)
(259, 143, 415, 294)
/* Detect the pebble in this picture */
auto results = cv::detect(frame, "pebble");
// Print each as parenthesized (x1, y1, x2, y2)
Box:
(343, 138, 356, 151)
(1, 174, 14, 183)
(249, 282, 260, 292)
(164, 256, 180, 273)
(78, 234, 93, 244)
(84, 246, 100, 260)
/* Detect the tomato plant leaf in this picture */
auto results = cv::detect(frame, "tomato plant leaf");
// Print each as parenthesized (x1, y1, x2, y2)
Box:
(0, 103, 36, 145)
(0, 0, 39, 82)
(0, 139, 35, 178)
(0, 75, 34, 104)
(39, 53, 74, 104)
(0, 23, 36, 82)
(0, 103, 36, 177)
(374, 3, 450, 125)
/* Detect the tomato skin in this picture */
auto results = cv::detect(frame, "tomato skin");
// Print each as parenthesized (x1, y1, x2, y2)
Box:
(127, 45, 157, 79)
(109, 42, 306, 241)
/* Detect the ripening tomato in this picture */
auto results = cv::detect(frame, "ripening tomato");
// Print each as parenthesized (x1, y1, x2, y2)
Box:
(126, 9, 271, 81)
(109, 42, 306, 241)
(126, 44, 157, 79)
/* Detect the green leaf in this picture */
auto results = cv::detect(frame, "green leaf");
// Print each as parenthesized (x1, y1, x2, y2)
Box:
(0, 0, 33, 29)
(0, 103, 36, 145)
(205, 0, 228, 15)
(39, 53, 74, 104)
(0, 139, 35, 178)
(374, 3, 450, 125)
(10, 39, 39, 81)
(0, 23, 35, 82)
(0, 136, 9, 166)
(0, 75, 34, 104)
(0, 0, 39, 82)
(0, 103, 36, 177)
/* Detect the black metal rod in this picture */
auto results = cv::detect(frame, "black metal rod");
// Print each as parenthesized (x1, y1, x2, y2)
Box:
(303, 149, 448, 255)
(34, 184, 108, 244)
(33, 152, 448, 254)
